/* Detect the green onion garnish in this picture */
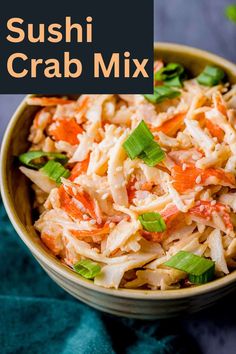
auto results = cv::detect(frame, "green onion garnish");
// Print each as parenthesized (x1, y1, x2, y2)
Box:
(155, 63, 185, 87)
(138, 212, 166, 232)
(144, 93, 159, 104)
(19, 150, 68, 169)
(123, 120, 154, 159)
(73, 259, 101, 279)
(145, 62, 185, 104)
(196, 65, 225, 87)
(154, 86, 182, 102)
(164, 251, 215, 284)
(123, 120, 165, 166)
(225, 4, 236, 24)
(40, 160, 70, 184)
(139, 140, 165, 167)
(163, 75, 183, 88)
(144, 86, 181, 104)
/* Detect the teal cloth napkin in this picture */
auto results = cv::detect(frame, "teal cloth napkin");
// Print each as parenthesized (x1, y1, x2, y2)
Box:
(0, 201, 199, 354)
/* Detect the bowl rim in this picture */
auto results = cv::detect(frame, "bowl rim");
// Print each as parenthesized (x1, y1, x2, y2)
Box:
(1, 42, 236, 300)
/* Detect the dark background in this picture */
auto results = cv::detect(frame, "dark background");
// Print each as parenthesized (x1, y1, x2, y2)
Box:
(0, 1, 236, 353)
(155, 0, 236, 62)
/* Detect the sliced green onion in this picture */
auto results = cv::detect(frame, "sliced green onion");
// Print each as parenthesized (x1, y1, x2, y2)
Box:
(40, 160, 70, 184)
(188, 270, 215, 284)
(155, 63, 185, 88)
(225, 4, 236, 23)
(139, 140, 165, 166)
(19, 150, 68, 169)
(144, 93, 159, 104)
(73, 259, 101, 279)
(155, 63, 184, 81)
(138, 212, 166, 232)
(123, 120, 154, 159)
(203, 66, 225, 78)
(197, 65, 225, 87)
(164, 251, 215, 284)
(197, 74, 220, 87)
(164, 75, 183, 88)
(154, 86, 181, 102)
(123, 121, 165, 166)
(145, 86, 181, 104)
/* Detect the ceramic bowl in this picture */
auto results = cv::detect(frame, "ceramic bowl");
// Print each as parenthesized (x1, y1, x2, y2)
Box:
(1, 43, 236, 319)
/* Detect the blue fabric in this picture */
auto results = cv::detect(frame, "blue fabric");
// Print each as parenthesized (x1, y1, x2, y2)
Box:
(0, 201, 199, 354)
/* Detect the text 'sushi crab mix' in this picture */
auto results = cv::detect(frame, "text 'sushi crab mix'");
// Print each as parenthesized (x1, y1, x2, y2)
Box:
(18, 60, 236, 289)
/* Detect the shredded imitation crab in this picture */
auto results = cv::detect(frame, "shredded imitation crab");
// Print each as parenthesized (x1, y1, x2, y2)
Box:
(19, 61, 236, 290)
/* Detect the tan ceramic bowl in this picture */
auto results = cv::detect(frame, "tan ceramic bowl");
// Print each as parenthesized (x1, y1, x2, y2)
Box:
(1, 43, 236, 319)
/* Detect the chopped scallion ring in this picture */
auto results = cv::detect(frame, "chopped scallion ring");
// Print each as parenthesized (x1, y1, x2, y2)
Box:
(145, 86, 181, 104)
(164, 75, 183, 88)
(139, 140, 165, 166)
(154, 86, 181, 102)
(164, 251, 215, 284)
(139, 212, 166, 232)
(73, 259, 101, 279)
(155, 62, 185, 87)
(40, 160, 70, 184)
(123, 120, 154, 159)
(144, 93, 158, 104)
(19, 150, 68, 169)
(123, 120, 165, 166)
(196, 65, 225, 87)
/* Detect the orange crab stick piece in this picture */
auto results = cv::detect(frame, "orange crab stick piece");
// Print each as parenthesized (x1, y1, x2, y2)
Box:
(172, 165, 235, 193)
(64, 185, 97, 220)
(127, 177, 137, 204)
(213, 92, 228, 117)
(59, 184, 100, 222)
(189, 201, 233, 230)
(161, 204, 180, 224)
(194, 111, 224, 142)
(58, 186, 84, 220)
(49, 118, 83, 145)
(70, 224, 110, 239)
(75, 192, 97, 220)
(69, 156, 90, 181)
(41, 232, 64, 255)
(27, 96, 75, 106)
(151, 112, 186, 137)
(204, 168, 235, 186)
(172, 165, 200, 193)
(205, 118, 224, 142)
